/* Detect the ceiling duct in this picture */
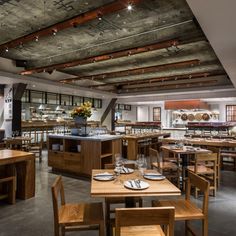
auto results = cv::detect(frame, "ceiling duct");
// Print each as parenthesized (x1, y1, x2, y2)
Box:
(164, 100, 209, 110)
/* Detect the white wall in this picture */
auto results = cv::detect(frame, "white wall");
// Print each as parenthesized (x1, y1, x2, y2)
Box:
(121, 105, 137, 121)
(137, 106, 149, 121)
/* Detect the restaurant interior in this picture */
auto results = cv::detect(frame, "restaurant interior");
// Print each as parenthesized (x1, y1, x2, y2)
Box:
(0, 0, 236, 236)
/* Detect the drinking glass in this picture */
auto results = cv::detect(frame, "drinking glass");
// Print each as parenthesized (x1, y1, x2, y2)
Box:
(114, 154, 123, 184)
(136, 154, 147, 177)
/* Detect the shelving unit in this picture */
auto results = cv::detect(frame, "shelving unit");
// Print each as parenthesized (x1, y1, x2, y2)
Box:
(185, 122, 236, 138)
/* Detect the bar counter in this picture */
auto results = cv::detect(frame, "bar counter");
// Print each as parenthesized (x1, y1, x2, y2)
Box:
(123, 132, 171, 160)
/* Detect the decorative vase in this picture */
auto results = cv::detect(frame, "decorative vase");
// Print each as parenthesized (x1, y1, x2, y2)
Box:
(74, 116, 87, 125)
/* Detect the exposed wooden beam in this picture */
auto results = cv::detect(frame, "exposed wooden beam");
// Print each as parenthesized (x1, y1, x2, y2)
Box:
(88, 71, 225, 88)
(116, 79, 218, 93)
(20, 39, 179, 75)
(0, 0, 143, 52)
(60, 59, 200, 83)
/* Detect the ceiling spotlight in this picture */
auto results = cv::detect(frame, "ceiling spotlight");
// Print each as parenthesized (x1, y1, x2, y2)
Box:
(35, 36, 39, 42)
(98, 14, 102, 21)
(5, 47, 8, 52)
(52, 29, 57, 36)
(127, 4, 133, 11)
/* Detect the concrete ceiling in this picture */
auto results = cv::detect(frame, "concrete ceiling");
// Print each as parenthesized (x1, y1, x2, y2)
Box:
(0, 0, 233, 95)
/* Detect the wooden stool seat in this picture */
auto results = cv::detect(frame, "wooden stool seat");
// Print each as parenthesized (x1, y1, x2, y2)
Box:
(59, 202, 104, 226)
(0, 176, 16, 204)
(187, 165, 214, 175)
(152, 161, 178, 170)
(153, 199, 204, 220)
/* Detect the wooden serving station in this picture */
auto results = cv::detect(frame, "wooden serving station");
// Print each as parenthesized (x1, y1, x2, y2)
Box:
(47, 134, 122, 176)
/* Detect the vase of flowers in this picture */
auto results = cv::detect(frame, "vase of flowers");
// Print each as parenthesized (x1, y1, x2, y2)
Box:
(71, 101, 92, 121)
(71, 102, 92, 135)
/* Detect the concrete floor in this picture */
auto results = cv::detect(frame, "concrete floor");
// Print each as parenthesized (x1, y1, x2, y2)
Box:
(0, 151, 236, 236)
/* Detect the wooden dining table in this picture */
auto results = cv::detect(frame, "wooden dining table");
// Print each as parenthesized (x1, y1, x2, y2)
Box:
(0, 149, 35, 199)
(161, 145, 212, 188)
(91, 169, 181, 207)
(3, 136, 32, 150)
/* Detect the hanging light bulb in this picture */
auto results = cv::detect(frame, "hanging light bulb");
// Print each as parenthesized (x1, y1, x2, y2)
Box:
(5, 47, 9, 52)
(35, 36, 39, 42)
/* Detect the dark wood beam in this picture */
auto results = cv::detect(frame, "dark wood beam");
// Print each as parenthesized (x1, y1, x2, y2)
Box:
(116, 79, 218, 93)
(88, 71, 225, 88)
(0, 0, 143, 52)
(20, 39, 179, 75)
(60, 59, 200, 83)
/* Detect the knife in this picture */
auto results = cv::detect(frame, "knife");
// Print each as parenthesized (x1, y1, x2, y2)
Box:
(128, 180, 134, 187)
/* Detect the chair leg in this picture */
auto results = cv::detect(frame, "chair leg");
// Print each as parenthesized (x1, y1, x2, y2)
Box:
(99, 221, 105, 236)
(54, 224, 59, 236)
(8, 177, 16, 204)
(202, 219, 208, 236)
(105, 200, 111, 236)
(61, 226, 65, 236)
(185, 220, 190, 236)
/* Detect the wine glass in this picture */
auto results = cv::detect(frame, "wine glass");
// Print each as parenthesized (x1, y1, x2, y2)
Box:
(136, 154, 147, 177)
(114, 154, 123, 184)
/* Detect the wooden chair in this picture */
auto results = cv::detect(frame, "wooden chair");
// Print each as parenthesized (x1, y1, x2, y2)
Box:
(153, 171, 210, 236)
(206, 146, 221, 187)
(0, 166, 16, 204)
(29, 134, 43, 162)
(104, 163, 142, 236)
(51, 176, 104, 236)
(115, 207, 175, 236)
(187, 153, 217, 197)
(150, 148, 180, 187)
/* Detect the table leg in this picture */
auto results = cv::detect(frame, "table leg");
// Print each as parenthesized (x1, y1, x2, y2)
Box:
(125, 197, 136, 207)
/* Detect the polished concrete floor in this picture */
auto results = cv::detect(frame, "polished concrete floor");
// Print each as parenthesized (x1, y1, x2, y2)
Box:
(0, 151, 236, 236)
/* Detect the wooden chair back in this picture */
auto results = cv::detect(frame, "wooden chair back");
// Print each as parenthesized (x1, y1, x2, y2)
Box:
(186, 171, 210, 216)
(51, 176, 65, 229)
(115, 207, 175, 236)
(149, 148, 161, 169)
(104, 163, 135, 170)
(194, 153, 217, 174)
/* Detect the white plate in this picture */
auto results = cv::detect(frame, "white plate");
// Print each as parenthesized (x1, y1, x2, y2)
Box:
(114, 167, 134, 174)
(93, 173, 115, 181)
(124, 180, 150, 190)
(143, 173, 166, 181)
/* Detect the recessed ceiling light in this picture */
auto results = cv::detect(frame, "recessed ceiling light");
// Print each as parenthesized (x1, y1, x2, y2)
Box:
(127, 4, 132, 11)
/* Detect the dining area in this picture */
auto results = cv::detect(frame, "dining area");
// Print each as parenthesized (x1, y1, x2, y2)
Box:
(50, 142, 220, 236)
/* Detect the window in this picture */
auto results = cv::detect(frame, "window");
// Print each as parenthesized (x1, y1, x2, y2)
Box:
(226, 105, 236, 121)
(153, 107, 161, 121)
(21, 89, 30, 103)
(61, 94, 72, 106)
(46, 92, 59, 105)
(30, 90, 45, 104)
(73, 96, 83, 106)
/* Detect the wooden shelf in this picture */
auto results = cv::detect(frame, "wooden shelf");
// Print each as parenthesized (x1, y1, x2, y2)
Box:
(101, 153, 113, 158)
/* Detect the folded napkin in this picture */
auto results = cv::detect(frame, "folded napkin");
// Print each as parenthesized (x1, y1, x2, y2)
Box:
(94, 172, 113, 177)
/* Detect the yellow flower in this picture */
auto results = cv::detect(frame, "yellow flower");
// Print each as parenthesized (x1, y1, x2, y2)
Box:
(71, 101, 92, 118)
